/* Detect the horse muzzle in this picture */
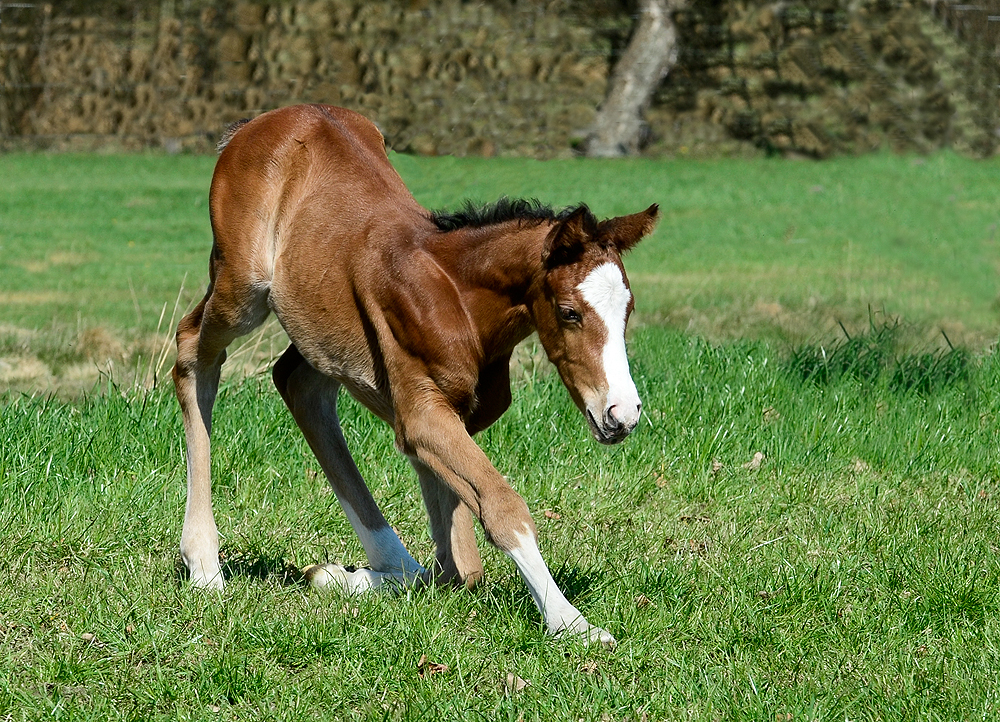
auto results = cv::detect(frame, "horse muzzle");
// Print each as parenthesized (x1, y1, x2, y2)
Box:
(586, 401, 641, 445)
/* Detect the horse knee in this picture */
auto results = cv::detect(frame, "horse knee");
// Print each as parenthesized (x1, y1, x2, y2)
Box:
(480, 490, 536, 553)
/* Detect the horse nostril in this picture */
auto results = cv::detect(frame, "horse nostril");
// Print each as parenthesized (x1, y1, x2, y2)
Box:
(605, 405, 619, 428)
(605, 402, 640, 432)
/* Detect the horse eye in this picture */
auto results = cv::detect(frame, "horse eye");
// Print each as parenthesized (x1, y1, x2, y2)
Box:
(559, 307, 581, 324)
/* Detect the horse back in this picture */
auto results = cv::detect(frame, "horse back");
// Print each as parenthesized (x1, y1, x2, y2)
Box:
(209, 104, 423, 264)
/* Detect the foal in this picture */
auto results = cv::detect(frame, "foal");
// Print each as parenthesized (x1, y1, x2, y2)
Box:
(173, 104, 657, 646)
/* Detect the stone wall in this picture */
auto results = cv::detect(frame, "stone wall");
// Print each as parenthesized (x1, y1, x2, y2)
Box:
(649, 0, 999, 157)
(0, 0, 614, 156)
(0, 0, 995, 157)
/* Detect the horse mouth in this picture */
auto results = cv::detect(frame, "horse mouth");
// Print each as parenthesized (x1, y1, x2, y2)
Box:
(586, 409, 629, 446)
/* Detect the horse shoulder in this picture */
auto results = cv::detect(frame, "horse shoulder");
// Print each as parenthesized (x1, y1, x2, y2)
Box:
(365, 245, 483, 413)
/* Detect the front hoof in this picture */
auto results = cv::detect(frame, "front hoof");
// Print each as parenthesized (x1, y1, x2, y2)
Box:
(303, 564, 411, 594)
(554, 620, 617, 649)
(302, 563, 356, 592)
(585, 626, 617, 648)
(188, 571, 225, 591)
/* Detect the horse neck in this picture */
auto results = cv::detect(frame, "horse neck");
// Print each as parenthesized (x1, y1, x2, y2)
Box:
(429, 221, 551, 361)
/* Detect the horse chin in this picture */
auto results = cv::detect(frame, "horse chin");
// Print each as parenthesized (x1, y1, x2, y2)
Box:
(585, 409, 629, 446)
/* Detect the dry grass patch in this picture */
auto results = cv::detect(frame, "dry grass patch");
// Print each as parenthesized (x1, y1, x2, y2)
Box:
(0, 318, 293, 397)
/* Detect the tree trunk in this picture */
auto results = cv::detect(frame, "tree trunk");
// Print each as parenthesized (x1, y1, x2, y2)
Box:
(586, 0, 684, 157)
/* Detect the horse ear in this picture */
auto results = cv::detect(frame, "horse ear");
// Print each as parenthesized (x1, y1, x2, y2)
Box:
(597, 204, 659, 254)
(542, 205, 598, 267)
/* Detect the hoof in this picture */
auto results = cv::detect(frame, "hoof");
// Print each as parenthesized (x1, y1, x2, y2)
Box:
(583, 625, 617, 649)
(302, 564, 417, 594)
(302, 563, 360, 592)
(553, 620, 617, 649)
(188, 571, 225, 591)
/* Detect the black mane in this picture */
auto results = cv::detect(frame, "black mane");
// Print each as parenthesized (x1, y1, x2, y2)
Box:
(429, 197, 582, 232)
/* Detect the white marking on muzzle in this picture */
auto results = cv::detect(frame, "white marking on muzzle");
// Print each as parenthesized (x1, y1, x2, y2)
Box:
(577, 262, 641, 431)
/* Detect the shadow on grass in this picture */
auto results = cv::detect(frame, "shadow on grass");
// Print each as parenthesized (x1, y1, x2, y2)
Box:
(174, 548, 306, 587)
(481, 562, 609, 623)
(551, 564, 605, 602)
(222, 549, 306, 586)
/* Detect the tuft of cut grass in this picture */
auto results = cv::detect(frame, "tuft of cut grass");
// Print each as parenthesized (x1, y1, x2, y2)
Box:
(784, 313, 974, 394)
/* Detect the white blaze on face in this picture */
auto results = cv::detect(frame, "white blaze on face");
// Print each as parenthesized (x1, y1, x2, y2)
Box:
(576, 262, 641, 429)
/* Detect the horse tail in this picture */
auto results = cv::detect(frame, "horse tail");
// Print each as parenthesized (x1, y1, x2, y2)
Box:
(216, 118, 252, 154)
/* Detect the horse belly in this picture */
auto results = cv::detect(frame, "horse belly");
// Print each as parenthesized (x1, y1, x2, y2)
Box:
(268, 277, 392, 420)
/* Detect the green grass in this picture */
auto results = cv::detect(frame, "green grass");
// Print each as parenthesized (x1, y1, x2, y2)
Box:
(3, 151, 1000, 719)
(3, 326, 1000, 720)
(0, 152, 998, 394)
(0, 154, 214, 331)
(395, 152, 1000, 346)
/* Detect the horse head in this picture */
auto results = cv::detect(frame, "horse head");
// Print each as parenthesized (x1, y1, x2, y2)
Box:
(531, 203, 659, 445)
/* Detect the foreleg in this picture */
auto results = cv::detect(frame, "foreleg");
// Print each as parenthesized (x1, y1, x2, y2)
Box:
(397, 400, 614, 645)
(272, 346, 425, 589)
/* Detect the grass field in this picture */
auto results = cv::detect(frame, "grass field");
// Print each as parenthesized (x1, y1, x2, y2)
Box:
(0, 151, 998, 394)
(2, 151, 1000, 719)
(4, 329, 1000, 719)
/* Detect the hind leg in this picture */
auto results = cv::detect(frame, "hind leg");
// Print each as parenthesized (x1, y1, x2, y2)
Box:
(174, 278, 269, 589)
(272, 346, 425, 590)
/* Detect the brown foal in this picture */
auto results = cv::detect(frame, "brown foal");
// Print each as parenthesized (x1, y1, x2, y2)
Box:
(173, 104, 658, 645)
